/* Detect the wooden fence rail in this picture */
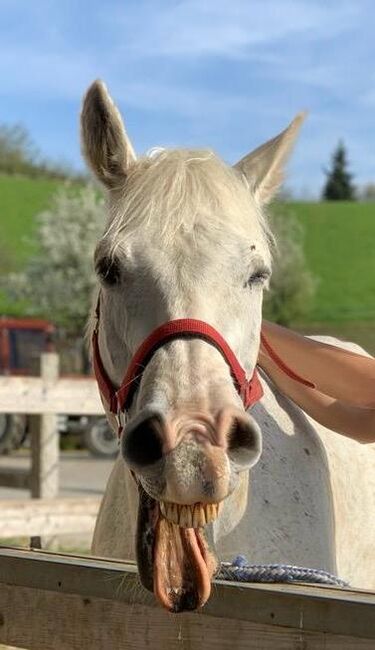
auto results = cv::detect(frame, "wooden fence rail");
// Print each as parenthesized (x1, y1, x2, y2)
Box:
(0, 497, 100, 538)
(0, 355, 103, 416)
(0, 548, 374, 649)
(0, 352, 104, 499)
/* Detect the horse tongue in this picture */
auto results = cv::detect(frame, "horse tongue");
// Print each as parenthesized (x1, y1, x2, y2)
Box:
(153, 517, 213, 612)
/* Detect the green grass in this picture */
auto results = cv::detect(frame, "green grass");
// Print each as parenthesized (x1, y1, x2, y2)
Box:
(0, 175, 63, 315)
(0, 174, 61, 271)
(284, 202, 375, 323)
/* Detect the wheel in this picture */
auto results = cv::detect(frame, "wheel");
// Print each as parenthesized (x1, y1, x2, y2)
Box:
(83, 417, 118, 458)
(0, 414, 27, 455)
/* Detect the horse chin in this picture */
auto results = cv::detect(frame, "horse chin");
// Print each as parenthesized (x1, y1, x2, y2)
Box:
(136, 484, 219, 613)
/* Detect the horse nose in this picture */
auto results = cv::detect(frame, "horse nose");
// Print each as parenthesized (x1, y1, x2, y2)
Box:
(122, 415, 164, 467)
(122, 408, 261, 472)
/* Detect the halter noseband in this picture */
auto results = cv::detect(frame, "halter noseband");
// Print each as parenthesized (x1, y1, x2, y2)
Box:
(92, 298, 265, 437)
(92, 297, 315, 438)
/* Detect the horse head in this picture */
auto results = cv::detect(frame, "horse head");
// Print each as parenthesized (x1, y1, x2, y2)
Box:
(81, 80, 304, 612)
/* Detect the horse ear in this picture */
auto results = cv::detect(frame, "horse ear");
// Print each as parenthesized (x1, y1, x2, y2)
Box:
(234, 113, 306, 204)
(81, 80, 136, 188)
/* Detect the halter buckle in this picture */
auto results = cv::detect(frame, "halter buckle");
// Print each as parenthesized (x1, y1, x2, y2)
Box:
(115, 409, 127, 439)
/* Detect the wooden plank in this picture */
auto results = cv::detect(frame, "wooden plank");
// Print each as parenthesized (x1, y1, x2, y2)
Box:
(0, 377, 104, 415)
(0, 583, 373, 650)
(0, 467, 29, 489)
(0, 497, 100, 537)
(29, 411, 59, 498)
(0, 548, 374, 640)
(29, 354, 59, 502)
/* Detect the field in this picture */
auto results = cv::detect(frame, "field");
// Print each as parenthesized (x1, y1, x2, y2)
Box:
(288, 202, 375, 323)
(0, 175, 63, 314)
(0, 175, 61, 270)
(0, 176, 374, 351)
(283, 202, 375, 354)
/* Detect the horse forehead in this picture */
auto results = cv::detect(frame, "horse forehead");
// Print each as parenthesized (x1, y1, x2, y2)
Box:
(119, 220, 262, 265)
(122, 238, 244, 291)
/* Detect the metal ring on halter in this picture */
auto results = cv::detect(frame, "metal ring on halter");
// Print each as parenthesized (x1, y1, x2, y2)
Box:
(115, 410, 128, 439)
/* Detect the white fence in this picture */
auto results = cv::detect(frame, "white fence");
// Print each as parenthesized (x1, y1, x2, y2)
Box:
(0, 352, 104, 538)
(0, 353, 103, 416)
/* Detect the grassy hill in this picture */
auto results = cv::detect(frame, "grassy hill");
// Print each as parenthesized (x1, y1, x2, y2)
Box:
(0, 175, 374, 349)
(285, 202, 375, 322)
(0, 175, 62, 314)
(0, 175, 61, 271)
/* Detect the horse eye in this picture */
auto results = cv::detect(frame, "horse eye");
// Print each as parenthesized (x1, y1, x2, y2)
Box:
(95, 256, 121, 286)
(246, 268, 270, 288)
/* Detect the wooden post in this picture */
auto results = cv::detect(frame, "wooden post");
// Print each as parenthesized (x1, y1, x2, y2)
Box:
(29, 353, 60, 499)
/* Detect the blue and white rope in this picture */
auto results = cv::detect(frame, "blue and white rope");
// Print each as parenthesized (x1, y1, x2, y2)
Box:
(218, 555, 347, 587)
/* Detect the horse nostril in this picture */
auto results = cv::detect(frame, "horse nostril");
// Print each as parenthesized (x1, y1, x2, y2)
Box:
(228, 418, 255, 450)
(123, 417, 163, 467)
(227, 416, 262, 469)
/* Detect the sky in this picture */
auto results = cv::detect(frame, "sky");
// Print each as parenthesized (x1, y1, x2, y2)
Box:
(1, 0, 375, 198)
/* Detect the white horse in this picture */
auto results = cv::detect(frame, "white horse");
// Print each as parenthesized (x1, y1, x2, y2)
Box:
(81, 80, 375, 612)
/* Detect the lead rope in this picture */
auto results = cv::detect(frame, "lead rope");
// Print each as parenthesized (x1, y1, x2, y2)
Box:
(218, 555, 347, 587)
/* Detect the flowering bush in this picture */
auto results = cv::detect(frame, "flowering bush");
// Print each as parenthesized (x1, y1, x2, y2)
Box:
(5, 184, 103, 336)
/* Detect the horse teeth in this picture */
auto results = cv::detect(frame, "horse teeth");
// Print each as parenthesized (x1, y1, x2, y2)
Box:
(160, 501, 222, 527)
(205, 504, 214, 523)
(167, 503, 177, 524)
(178, 506, 185, 527)
(192, 505, 201, 528)
(193, 503, 205, 527)
(172, 503, 179, 524)
(186, 507, 193, 527)
(179, 505, 192, 528)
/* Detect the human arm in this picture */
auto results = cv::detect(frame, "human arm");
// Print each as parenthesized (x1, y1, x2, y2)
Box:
(258, 346, 375, 444)
(261, 320, 375, 408)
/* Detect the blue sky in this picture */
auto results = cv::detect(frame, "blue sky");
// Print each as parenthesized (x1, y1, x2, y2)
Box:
(1, 0, 374, 197)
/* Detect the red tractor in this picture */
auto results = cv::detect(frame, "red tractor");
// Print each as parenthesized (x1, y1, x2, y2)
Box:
(0, 317, 117, 457)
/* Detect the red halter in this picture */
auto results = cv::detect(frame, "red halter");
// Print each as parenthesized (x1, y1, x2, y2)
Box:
(92, 298, 314, 438)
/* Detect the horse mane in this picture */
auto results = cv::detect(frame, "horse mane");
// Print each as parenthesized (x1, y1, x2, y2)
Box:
(104, 148, 272, 253)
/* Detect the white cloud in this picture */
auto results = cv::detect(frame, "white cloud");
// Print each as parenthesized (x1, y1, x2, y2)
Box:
(107, 0, 361, 59)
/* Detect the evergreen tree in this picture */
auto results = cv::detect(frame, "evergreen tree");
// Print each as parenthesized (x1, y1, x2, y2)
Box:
(322, 141, 356, 201)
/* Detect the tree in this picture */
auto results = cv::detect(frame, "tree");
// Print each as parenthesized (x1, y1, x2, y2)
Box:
(4, 184, 104, 343)
(0, 122, 86, 180)
(263, 206, 316, 326)
(322, 141, 356, 201)
(0, 124, 38, 176)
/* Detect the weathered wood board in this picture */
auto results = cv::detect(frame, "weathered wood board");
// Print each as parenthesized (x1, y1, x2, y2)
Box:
(0, 548, 374, 649)
(0, 376, 104, 415)
(0, 498, 100, 537)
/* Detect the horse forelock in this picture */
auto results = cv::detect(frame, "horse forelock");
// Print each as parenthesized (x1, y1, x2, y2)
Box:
(101, 148, 273, 257)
